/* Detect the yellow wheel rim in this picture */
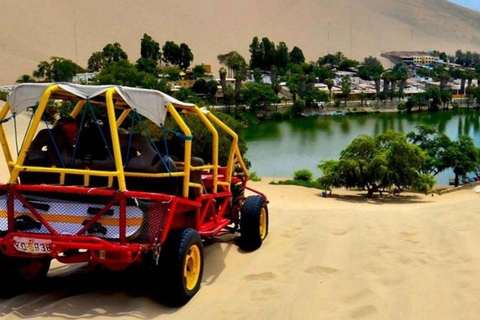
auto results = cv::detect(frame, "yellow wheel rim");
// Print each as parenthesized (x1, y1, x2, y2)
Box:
(184, 244, 201, 291)
(259, 207, 267, 240)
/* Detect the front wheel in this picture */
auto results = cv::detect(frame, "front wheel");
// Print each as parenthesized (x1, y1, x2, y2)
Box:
(239, 195, 269, 251)
(155, 228, 204, 307)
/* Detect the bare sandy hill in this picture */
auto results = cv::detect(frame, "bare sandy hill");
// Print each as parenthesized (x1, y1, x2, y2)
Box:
(1, 0, 480, 84)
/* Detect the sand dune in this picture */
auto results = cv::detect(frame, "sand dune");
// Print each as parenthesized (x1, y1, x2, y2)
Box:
(1, 180, 480, 319)
(2, 103, 480, 318)
(1, 0, 480, 84)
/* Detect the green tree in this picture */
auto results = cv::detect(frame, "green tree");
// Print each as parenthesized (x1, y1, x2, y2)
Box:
(218, 51, 247, 107)
(407, 125, 452, 176)
(439, 52, 447, 62)
(102, 42, 128, 64)
(315, 67, 333, 83)
(206, 79, 218, 103)
(450, 68, 466, 94)
(289, 46, 305, 65)
(241, 82, 279, 112)
(179, 43, 194, 70)
(425, 87, 442, 111)
(253, 68, 263, 83)
(261, 37, 277, 70)
(94, 60, 143, 87)
(249, 36, 263, 70)
(190, 78, 218, 103)
(87, 52, 106, 72)
(218, 51, 247, 74)
(16, 74, 35, 83)
(135, 57, 158, 75)
(290, 99, 306, 117)
(192, 64, 207, 78)
(174, 87, 201, 104)
(191, 78, 208, 94)
(318, 53, 338, 66)
(338, 59, 359, 71)
(136, 33, 161, 75)
(341, 76, 351, 108)
(466, 85, 476, 107)
(140, 33, 161, 61)
(223, 85, 235, 110)
(444, 136, 480, 187)
(32, 60, 51, 81)
(162, 41, 180, 65)
(32, 57, 84, 82)
(275, 41, 290, 70)
(440, 90, 452, 109)
(163, 66, 182, 81)
(318, 131, 433, 197)
(219, 67, 227, 103)
(305, 88, 329, 108)
(325, 78, 334, 100)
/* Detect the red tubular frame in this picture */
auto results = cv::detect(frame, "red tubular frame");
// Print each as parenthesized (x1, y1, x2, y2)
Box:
(0, 182, 269, 269)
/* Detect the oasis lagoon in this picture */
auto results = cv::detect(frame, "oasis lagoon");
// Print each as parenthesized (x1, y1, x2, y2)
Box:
(242, 109, 480, 185)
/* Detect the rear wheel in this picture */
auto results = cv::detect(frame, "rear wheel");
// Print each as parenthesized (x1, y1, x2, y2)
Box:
(154, 228, 204, 307)
(0, 251, 51, 297)
(239, 195, 269, 251)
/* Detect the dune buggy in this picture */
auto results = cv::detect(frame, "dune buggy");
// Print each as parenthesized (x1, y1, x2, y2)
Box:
(0, 83, 268, 305)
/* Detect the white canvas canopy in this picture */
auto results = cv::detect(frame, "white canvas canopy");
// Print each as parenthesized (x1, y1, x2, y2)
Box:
(6, 83, 194, 125)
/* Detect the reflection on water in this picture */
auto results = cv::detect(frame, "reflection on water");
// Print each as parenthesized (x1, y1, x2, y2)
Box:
(243, 109, 480, 185)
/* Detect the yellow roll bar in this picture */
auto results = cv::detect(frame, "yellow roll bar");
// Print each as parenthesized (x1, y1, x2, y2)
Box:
(0, 84, 248, 199)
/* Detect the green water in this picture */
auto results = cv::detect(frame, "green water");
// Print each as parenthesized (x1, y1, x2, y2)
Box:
(242, 109, 480, 185)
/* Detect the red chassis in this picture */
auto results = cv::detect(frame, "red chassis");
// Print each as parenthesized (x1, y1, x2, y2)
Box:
(0, 180, 267, 271)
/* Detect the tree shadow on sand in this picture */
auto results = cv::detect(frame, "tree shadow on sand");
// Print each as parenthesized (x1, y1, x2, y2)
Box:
(317, 190, 434, 205)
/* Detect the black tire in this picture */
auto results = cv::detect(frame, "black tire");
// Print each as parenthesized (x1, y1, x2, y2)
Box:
(155, 228, 204, 307)
(240, 195, 269, 251)
(0, 251, 51, 297)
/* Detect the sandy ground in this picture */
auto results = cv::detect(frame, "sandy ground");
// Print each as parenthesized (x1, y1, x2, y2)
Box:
(1, 0, 480, 84)
(0, 180, 479, 319)
(2, 103, 480, 319)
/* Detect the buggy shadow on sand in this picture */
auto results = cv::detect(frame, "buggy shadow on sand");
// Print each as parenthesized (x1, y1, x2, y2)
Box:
(0, 83, 269, 306)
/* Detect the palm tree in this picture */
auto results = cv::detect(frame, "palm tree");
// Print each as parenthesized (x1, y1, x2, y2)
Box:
(219, 67, 228, 109)
(398, 73, 408, 99)
(325, 79, 334, 101)
(382, 72, 392, 97)
(32, 61, 50, 81)
(390, 72, 397, 101)
(234, 63, 248, 109)
(465, 70, 475, 88)
(359, 91, 367, 107)
(16, 74, 35, 83)
(373, 74, 381, 94)
(341, 76, 351, 108)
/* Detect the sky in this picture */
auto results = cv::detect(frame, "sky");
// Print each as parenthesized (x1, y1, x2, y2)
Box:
(448, 0, 480, 11)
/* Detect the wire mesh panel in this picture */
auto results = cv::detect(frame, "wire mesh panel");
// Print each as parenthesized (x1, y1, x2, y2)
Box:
(128, 199, 169, 243)
(0, 190, 8, 234)
(0, 189, 170, 244)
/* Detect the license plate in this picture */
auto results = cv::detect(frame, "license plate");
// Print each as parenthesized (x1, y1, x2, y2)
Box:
(13, 237, 51, 254)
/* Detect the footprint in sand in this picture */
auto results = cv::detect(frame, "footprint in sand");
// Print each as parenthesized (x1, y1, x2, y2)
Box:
(342, 288, 373, 304)
(244, 271, 278, 281)
(304, 266, 338, 275)
(349, 305, 378, 319)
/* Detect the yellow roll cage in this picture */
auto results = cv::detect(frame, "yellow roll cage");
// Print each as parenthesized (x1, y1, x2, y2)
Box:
(0, 84, 249, 198)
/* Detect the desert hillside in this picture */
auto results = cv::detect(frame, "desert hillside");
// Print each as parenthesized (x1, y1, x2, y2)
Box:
(1, 0, 480, 84)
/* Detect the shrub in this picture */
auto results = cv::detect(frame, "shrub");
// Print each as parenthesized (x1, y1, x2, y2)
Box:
(249, 171, 261, 181)
(293, 169, 313, 182)
(270, 111, 283, 120)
